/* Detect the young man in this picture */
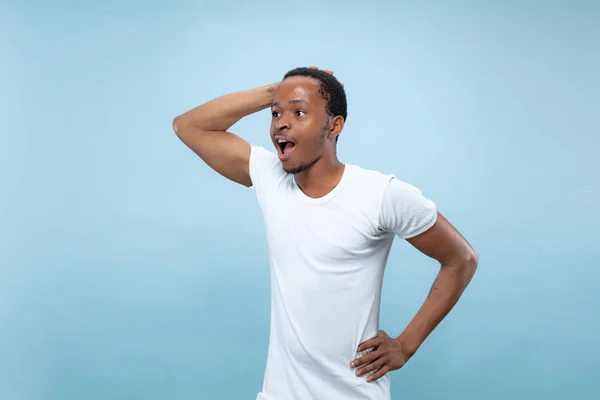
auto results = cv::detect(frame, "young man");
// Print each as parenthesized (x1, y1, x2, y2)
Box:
(172, 67, 478, 399)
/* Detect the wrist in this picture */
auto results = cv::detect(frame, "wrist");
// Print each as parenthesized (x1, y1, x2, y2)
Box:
(255, 82, 280, 110)
(395, 334, 421, 357)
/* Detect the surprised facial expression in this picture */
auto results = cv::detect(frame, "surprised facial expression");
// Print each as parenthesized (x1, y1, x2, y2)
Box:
(270, 76, 333, 174)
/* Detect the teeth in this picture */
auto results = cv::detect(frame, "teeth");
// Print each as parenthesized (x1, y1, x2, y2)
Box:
(278, 139, 286, 143)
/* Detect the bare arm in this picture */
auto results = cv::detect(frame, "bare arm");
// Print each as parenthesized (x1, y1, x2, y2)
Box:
(398, 212, 478, 355)
(350, 211, 478, 382)
(172, 82, 279, 187)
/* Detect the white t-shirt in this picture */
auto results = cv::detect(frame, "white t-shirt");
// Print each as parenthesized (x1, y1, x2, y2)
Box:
(248, 146, 437, 400)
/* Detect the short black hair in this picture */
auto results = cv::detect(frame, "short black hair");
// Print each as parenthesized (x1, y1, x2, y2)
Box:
(283, 67, 347, 142)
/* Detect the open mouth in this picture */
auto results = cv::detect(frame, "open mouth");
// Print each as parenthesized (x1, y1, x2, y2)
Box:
(277, 139, 296, 157)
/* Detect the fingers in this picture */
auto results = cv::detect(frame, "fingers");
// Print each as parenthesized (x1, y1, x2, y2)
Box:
(352, 353, 391, 382)
(309, 66, 335, 76)
(350, 331, 394, 381)
(356, 359, 382, 377)
(367, 365, 390, 383)
(348, 331, 401, 383)
(356, 335, 382, 353)
(351, 350, 390, 380)
(350, 349, 379, 368)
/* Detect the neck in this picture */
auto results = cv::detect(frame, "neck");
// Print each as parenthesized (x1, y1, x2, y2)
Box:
(294, 152, 345, 199)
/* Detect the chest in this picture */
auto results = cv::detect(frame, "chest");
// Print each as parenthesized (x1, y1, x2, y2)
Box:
(261, 192, 385, 265)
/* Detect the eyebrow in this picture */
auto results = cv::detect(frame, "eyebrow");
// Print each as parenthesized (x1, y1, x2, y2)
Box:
(272, 99, 308, 107)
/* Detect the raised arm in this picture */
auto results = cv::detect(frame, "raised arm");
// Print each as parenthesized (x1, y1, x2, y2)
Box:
(172, 82, 279, 187)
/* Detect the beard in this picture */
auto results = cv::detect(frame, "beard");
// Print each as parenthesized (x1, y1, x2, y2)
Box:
(283, 158, 318, 174)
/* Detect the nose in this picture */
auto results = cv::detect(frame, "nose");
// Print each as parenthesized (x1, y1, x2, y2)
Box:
(275, 116, 291, 132)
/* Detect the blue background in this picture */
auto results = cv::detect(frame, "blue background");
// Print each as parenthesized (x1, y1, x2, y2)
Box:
(1, 0, 598, 399)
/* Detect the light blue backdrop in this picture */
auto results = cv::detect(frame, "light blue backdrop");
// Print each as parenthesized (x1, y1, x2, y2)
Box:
(1, 0, 598, 399)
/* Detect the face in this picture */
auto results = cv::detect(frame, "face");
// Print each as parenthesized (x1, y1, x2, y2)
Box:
(270, 76, 341, 174)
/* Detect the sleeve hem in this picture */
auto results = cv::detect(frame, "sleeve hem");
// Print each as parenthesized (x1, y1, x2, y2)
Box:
(399, 211, 438, 240)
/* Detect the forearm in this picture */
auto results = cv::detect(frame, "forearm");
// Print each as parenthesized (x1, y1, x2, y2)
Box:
(174, 82, 279, 133)
(397, 259, 477, 355)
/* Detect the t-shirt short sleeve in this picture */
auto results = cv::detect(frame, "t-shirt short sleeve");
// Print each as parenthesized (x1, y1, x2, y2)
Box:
(248, 145, 282, 203)
(378, 177, 438, 239)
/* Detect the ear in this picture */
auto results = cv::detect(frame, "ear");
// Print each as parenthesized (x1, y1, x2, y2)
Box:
(328, 116, 345, 140)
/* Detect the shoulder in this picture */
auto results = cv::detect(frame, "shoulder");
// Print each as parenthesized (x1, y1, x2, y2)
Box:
(378, 175, 438, 239)
(340, 164, 395, 225)
(346, 164, 437, 239)
(248, 145, 288, 196)
(346, 164, 395, 191)
(349, 164, 433, 205)
(249, 145, 279, 172)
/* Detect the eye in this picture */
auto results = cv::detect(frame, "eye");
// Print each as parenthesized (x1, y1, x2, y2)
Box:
(272, 110, 281, 118)
(296, 110, 306, 117)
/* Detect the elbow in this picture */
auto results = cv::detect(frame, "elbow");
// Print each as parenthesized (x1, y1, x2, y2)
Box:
(172, 114, 206, 139)
(462, 249, 479, 279)
(172, 115, 184, 137)
(445, 249, 478, 282)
